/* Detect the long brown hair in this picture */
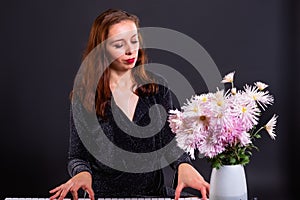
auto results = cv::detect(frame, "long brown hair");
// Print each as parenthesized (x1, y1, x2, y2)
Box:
(71, 9, 158, 118)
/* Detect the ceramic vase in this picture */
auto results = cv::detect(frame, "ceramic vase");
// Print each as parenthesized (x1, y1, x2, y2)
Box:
(209, 164, 248, 200)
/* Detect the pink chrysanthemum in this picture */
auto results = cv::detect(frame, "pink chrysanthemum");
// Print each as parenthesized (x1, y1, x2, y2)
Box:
(168, 71, 278, 165)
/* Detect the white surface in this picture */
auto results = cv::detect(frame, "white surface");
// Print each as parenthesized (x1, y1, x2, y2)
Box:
(4, 198, 204, 200)
(209, 165, 247, 200)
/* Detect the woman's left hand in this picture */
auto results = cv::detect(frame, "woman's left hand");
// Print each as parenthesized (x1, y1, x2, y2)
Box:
(175, 163, 210, 200)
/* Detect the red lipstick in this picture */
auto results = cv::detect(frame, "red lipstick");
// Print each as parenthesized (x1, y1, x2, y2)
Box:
(125, 58, 135, 64)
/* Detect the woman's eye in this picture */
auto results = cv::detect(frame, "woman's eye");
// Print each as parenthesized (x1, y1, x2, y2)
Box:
(131, 40, 139, 44)
(113, 43, 123, 48)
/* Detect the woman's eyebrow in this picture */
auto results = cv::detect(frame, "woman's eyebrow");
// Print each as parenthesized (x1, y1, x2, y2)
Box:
(109, 33, 138, 44)
(131, 34, 137, 39)
(110, 38, 124, 44)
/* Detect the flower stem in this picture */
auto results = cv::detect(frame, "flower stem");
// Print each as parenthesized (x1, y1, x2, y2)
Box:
(234, 146, 240, 162)
(251, 126, 264, 139)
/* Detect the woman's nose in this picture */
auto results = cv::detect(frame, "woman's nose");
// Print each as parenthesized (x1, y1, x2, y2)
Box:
(125, 50, 132, 55)
(125, 44, 134, 55)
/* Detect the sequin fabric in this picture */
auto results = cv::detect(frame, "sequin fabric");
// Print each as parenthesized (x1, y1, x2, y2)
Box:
(68, 74, 192, 198)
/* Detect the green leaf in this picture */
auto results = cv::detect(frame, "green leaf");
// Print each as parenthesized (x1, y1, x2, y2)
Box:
(219, 154, 226, 159)
(229, 157, 236, 164)
(255, 134, 261, 139)
(240, 156, 250, 165)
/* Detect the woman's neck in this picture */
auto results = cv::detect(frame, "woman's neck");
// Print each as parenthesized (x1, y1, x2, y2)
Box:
(109, 69, 133, 92)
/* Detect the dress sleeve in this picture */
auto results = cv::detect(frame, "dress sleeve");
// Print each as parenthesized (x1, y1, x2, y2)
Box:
(67, 104, 93, 177)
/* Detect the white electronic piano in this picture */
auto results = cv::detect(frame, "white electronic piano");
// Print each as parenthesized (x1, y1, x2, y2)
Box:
(5, 198, 204, 200)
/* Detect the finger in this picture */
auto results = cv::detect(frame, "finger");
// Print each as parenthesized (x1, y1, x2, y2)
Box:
(194, 181, 210, 200)
(71, 189, 78, 200)
(49, 185, 62, 193)
(200, 187, 208, 200)
(183, 179, 208, 199)
(70, 184, 81, 200)
(84, 186, 95, 200)
(49, 191, 61, 200)
(82, 186, 94, 200)
(58, 183, 73, 200)
(175, 183, 185, 200)
(206, 182, 210, 196)
(58, 189, 68, 200)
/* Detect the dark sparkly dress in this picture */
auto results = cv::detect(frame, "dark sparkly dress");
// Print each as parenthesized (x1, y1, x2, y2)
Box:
(68, 74, 192, 198)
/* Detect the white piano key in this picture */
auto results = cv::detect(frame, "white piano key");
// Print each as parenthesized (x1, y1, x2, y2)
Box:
(4, 198, 207, 200)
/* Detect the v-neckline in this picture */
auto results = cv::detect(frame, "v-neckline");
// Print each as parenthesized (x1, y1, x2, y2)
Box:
(111, 95, 141, 122)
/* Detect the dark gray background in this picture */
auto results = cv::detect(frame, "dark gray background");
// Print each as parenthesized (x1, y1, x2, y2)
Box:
(0, 0, 298, 199)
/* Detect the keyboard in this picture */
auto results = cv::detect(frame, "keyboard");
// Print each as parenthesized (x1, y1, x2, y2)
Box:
(4, 198, 204, 200)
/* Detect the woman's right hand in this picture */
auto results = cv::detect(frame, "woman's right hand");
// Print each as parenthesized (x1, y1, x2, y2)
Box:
(49, 171, 94, 200)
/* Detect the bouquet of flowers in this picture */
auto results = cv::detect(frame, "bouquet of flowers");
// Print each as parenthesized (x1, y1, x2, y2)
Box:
(168, 71, 278, 169)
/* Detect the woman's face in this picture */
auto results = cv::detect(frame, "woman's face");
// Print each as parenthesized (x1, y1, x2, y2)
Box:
(106, 20, 139, 71)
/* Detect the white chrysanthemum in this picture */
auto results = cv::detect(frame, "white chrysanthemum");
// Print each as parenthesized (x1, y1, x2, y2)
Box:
(221, 71, 235, 83)
(209, 90, 233, 129)
(264, 114, 278, 140)
(175, 131, 196, 159)
(168, 109, 183, 133)
(243, 84, 274, 110)
(213, 90, 226, 107)
(181, 95, 202, 114)
(194, 93, 211, 103)
(255, 81, 268, 90)
(168, 71, 278, 163)
(180, 94, 213, 132)
(230, 95, 260, 130)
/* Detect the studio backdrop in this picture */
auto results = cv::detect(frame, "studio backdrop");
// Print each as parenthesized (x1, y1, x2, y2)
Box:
(0, 1, 298, 199)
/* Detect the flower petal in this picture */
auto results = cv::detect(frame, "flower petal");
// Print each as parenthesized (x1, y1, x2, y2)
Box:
(264, 114, 278, 139)
(221, 71, 235, 83)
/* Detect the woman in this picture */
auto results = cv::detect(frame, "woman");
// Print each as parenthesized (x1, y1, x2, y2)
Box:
(49, 8, 209, 200)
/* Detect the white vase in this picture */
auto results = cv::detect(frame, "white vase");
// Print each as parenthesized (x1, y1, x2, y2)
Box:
(209, 164, 248, 200)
